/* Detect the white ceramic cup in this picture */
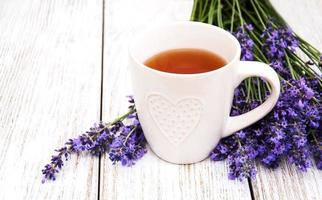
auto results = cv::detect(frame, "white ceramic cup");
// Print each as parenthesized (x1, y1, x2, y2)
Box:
(129, 21, 280, 164)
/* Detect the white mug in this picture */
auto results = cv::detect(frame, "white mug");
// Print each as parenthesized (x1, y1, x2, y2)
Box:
(129, 22, 280, 164)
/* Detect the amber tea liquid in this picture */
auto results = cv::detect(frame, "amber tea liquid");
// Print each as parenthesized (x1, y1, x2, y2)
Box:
(144, 48, 227, 74)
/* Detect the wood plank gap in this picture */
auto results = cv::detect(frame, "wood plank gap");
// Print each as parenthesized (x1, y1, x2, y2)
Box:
(98, 0, 106, 200)
(247, 178, 255, 200)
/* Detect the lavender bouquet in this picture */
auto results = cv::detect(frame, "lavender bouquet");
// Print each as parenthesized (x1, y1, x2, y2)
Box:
(191, 0, 321, 180)
(42, 0, 321, 182)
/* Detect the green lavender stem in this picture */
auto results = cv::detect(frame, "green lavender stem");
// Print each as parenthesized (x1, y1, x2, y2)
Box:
(110, 107, 136, 126)
(190, 0, 322, 95)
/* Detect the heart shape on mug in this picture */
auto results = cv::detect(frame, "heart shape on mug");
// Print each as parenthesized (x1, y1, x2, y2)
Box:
(147, 94, 202, 146)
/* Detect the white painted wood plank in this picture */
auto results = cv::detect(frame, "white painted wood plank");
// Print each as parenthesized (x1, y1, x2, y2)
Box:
(253, 162, 322, 200)
(0, 0, 102, 199)
(100, 0, 252, 199)
(251, 0, 322, 200)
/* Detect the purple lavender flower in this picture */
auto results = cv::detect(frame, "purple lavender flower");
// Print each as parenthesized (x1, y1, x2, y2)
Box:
(41, 147, 70, 183)
(42, 96, 147, 183)
(233, 24, 255, 61)
(67, 134, 92, 153)
(211, 77, 321, 180)
(261, 24, 299, 59)
(227, 145, 257, 181)
(261, 23, 299, 78)
(89, 128, 114, 156)
(109, 121, 147, 166)
(311, 142, 322, 170)
(288, 144, 312, 171)
(127, 95, 135, 110)
(42, 123, 107, 183)
(108, 97, 147, 166)
(65, 122, 113, 156)
(210, 136, 238, 161)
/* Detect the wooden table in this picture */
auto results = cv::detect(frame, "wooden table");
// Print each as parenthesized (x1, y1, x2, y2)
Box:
(0, 0, 321, 199)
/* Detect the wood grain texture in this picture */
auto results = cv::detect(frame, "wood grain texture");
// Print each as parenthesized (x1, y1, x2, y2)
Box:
(1, 0, 321, 199)
(251, 1, 322, 200)
(100, 0, 252, 199)
(0, 0, 102, 199)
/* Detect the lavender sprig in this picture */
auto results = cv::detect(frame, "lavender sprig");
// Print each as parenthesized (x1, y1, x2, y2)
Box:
(41, 96, 147, 183)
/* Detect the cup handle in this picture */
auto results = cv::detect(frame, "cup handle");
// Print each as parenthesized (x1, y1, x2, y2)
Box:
(222, 61, 281, 137)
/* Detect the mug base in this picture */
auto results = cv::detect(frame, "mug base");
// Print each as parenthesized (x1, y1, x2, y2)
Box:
(148, 146, 209, 165)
